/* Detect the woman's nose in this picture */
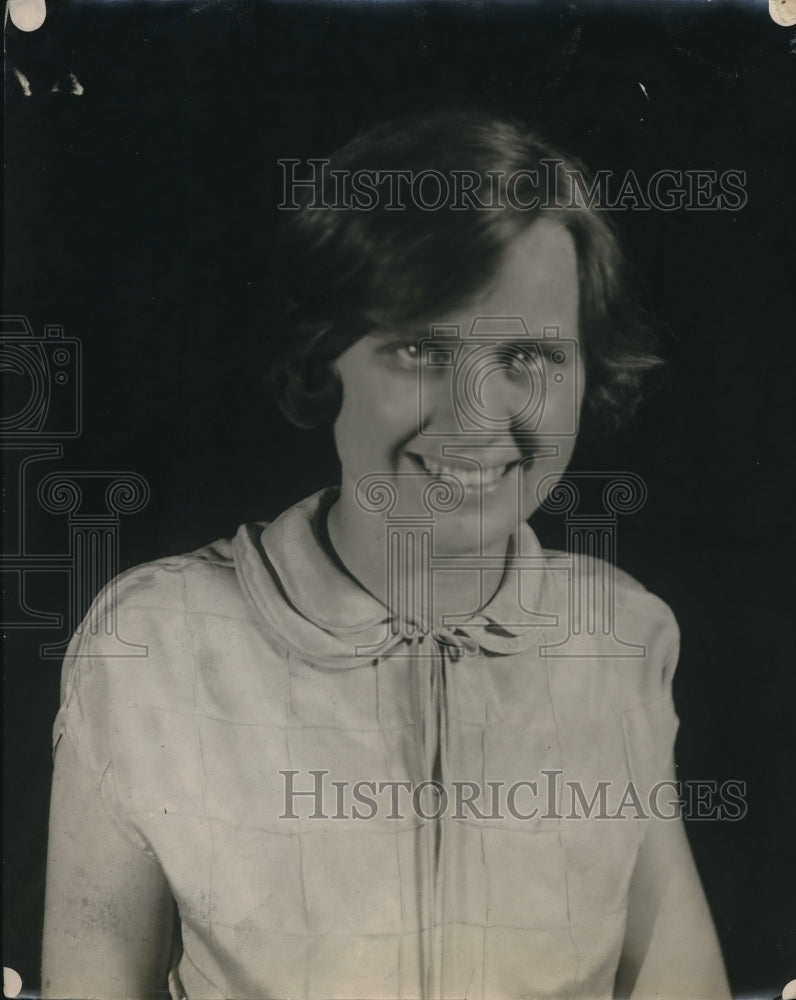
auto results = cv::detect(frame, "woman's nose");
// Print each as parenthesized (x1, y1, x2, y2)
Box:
(473, 350, 539, 424)
(421, 345, 539, 435)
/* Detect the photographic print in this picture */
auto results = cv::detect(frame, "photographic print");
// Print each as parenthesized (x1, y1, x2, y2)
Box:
(4, 2, 795, 998)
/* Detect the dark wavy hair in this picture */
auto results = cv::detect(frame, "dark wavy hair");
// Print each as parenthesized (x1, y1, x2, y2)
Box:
(267, 110, 663, 431)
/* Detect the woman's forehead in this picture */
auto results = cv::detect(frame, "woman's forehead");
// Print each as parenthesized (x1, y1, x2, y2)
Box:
(372, 219, 579, 342)
(479, 218, 578, 303)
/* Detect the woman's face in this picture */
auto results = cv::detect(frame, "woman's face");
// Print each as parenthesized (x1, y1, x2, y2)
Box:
(332, 218, 584, 555)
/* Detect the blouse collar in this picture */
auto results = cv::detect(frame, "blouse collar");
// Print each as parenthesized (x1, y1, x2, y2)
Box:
(232, 489, 556, 667)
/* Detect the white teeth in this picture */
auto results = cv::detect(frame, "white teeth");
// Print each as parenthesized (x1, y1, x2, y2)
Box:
(418, 456, 508, 487)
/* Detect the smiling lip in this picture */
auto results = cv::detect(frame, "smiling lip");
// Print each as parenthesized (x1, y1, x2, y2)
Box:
(408, 453, 521, 489)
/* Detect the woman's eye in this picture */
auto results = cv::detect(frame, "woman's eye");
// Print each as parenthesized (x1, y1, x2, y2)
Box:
(502, 342, 570, 372)
(387, 342, 421, 368)
(502, 345, 533, 375)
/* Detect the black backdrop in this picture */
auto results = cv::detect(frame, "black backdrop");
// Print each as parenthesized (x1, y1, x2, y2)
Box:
(4, 1, 795, 995)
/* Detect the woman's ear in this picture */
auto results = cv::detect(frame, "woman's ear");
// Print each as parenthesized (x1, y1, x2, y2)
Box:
(279, 358, 343, 430)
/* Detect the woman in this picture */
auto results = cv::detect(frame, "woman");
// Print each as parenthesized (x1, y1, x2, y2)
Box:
(42, 111, 730, 999)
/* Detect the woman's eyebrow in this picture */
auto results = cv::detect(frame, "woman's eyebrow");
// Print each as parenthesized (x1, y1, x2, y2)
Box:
(369, 328, 427, 343)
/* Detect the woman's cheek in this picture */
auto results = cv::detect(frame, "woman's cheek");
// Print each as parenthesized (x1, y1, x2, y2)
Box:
(370, 376, 423, 433)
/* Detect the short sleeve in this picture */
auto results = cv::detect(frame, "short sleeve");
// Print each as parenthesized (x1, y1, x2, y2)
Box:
(619, 593, 681, 796)
(53, 566, 186, 860)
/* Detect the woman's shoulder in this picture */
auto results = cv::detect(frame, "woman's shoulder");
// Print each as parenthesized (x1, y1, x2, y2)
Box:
(539, 545, 680, 701)
(542, 545, 677, 620)
(57, 528, 272, 710)
(88, 528, 265, 628)
(57, 527, 274, 739)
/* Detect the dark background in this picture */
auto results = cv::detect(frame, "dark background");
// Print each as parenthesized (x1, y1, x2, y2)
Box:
(4, 1, 795, 996)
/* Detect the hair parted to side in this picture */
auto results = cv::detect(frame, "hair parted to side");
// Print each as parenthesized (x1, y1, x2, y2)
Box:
(266, 109, 664, 432)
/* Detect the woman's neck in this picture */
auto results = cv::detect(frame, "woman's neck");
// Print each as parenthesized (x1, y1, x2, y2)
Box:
(325, 489, 508, 631)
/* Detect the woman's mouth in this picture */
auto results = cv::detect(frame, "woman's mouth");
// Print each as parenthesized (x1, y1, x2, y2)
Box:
(409, 453, 521, 489)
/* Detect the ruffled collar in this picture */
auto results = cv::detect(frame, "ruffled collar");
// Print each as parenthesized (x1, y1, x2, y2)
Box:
(232, 489, 556, 667)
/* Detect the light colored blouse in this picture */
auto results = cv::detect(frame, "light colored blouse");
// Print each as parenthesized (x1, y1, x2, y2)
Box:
(54, 489, 680, 1000)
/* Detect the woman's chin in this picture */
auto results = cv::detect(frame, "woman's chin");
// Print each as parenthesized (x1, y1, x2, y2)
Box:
(429, 501, 520, 558)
